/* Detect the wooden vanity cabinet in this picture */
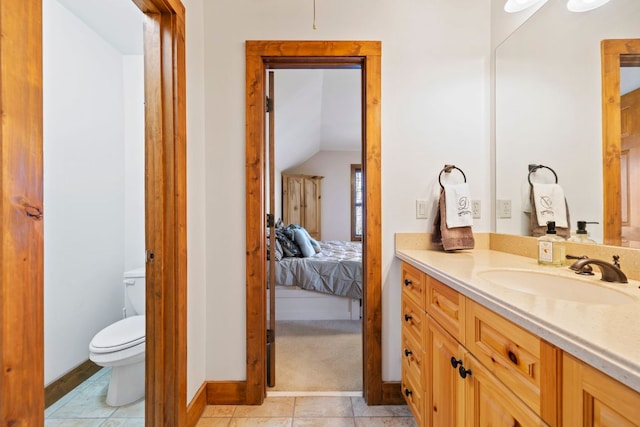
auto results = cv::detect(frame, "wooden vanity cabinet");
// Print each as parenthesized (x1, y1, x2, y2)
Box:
(563, 353, 640, 426)
(400, 262, 557, 427)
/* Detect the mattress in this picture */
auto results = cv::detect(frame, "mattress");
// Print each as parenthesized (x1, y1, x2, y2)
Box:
(271, 240, 362, 299)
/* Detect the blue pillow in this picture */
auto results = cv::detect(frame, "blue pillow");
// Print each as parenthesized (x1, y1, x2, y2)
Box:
(302, 229, 321, 253)
(294, 228, 315, 258)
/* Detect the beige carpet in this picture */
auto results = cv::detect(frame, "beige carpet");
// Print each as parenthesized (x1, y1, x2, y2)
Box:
(269, 320, 362, 392)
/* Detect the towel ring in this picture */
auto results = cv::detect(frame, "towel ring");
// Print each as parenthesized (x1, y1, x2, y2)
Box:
(438, 164, 467, 189)
(528, 164, 558, 186)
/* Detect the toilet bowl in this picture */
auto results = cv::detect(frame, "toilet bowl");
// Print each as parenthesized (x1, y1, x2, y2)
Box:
(89, 268, 146, 406)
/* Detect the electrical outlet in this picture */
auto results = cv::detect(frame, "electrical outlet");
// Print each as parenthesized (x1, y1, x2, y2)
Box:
(497, 199, 512, 218)
(471, 200, 481, 219)
(416, 199, 429, 219)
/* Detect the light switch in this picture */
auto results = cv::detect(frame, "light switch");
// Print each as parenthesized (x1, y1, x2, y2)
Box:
(416, 199, 428, 219)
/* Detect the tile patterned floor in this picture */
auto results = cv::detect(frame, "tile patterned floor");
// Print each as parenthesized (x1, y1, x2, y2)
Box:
(45, 368, 145, 426)
(45, 368, 417, 427)
(196, 396, 417, 427)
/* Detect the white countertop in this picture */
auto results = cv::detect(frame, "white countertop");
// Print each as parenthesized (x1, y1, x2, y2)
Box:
(395, 247, 640, 393)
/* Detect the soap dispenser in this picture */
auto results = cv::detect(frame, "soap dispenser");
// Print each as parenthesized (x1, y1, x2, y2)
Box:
(568, 221, 597, 244)
(538, 221, 566, 266)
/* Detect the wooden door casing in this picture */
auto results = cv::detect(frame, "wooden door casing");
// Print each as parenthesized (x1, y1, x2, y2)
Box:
(245, 40, 386, 405)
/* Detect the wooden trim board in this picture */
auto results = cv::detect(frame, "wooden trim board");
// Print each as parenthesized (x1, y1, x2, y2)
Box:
(45, 360, 102, 408)
(245, 40, 385, 405)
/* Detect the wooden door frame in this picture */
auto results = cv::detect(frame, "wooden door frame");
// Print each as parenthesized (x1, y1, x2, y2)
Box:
(601, 39, 640, 245)
(0, 1, 188, 425)
(245, 40, 396, 405)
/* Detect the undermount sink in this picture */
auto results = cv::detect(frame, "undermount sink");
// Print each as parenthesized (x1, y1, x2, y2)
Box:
(477, 269, 637, 305)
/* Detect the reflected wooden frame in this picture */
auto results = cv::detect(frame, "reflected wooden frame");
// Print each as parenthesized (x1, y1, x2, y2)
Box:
(601, 39, 640, 245)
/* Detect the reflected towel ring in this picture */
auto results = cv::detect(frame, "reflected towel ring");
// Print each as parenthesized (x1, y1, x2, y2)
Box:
(439, 164, 467, 189)
(528, 164, 558, 186)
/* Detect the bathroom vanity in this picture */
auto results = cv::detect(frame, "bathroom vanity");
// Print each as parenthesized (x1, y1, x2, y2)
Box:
(396, 236, 640, 427)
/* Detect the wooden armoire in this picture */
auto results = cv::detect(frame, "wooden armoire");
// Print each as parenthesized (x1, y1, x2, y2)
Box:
(282, 173, 323, 240)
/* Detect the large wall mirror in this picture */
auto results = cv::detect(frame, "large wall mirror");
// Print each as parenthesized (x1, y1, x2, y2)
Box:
(495, 0, 640, 246)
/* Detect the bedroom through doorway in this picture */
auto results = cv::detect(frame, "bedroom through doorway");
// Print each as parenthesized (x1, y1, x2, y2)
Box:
(266, 67, 363, 393)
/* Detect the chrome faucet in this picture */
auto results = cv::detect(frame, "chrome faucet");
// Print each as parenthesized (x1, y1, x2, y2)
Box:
(568, 256, 628, 283)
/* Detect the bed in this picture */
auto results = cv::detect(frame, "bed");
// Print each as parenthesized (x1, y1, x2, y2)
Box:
(268, 226, 363, 320)
(271, 240, 362, 299)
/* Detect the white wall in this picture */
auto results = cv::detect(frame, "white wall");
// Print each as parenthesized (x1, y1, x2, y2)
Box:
(184, 0, 208, 403)
(123, 55, 145, 272)
(43, 0, 143, 384)
(289, 151, 362, 242)
(202, 0, 492, 382)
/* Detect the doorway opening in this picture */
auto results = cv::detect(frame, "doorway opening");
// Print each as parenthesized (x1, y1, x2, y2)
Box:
(42, 0, 146, 419)
(245, 40, 391, 405)
(0, 0, 187, 424)
(265, 67, 363, 393)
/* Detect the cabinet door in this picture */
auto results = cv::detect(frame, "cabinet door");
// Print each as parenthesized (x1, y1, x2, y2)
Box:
(563, 353, 640, 427)
(464, 353, 547, 427)
(302, 177, 321, 240)
(428, 316, 466, 427)
(282, 175, 303, 226)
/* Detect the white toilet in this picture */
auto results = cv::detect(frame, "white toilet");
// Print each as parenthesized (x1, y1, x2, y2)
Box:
(89, 267, 146, 406)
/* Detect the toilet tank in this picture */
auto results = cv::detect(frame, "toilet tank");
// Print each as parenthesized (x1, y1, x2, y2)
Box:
(123, 267, 145, 316)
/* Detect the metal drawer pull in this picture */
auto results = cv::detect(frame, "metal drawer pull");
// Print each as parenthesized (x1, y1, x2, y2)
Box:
(458, 366, 472, 379)
(404, 314, 412, 322)
(508, 350, 519, 365)
(404, 388, 413, 397)
(450, 357, 462, 369)
(404, 349, 412, 357)
(404, 279, 412, 287)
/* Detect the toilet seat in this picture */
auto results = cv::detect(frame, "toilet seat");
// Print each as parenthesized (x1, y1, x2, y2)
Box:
(90, 315, 145, 354)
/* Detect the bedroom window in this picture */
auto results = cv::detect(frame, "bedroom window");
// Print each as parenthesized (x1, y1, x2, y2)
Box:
(351, 164, 363, 241)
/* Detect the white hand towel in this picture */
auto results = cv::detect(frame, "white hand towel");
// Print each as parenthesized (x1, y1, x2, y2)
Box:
(532, 183, 568, 228)
(444, 183, 474, 228)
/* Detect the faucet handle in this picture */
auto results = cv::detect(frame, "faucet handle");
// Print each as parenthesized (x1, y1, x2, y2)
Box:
(613, 255, 620, 268)
(566, 255, 594, 275)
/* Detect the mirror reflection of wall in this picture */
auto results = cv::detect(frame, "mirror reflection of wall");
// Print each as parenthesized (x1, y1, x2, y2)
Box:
(494, 0, 640, 244)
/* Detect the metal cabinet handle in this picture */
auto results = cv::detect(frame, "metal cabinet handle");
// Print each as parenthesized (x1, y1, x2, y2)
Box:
(459, 366, 472, 379)
(450, 357, 462, 369)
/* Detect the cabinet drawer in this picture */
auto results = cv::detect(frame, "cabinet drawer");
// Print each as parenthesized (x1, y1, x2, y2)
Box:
(402, 367, 425, 427)
(401, 330, 425, 387)
(465, 300, 544, 416)
(401, 295, 425, 351)
(402, 262, 426, 309)
(465, 353, 548, 427)
(426, 276, 465, 343)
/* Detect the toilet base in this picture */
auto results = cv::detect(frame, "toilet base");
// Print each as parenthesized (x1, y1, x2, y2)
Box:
(106, 360, 145, 406)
